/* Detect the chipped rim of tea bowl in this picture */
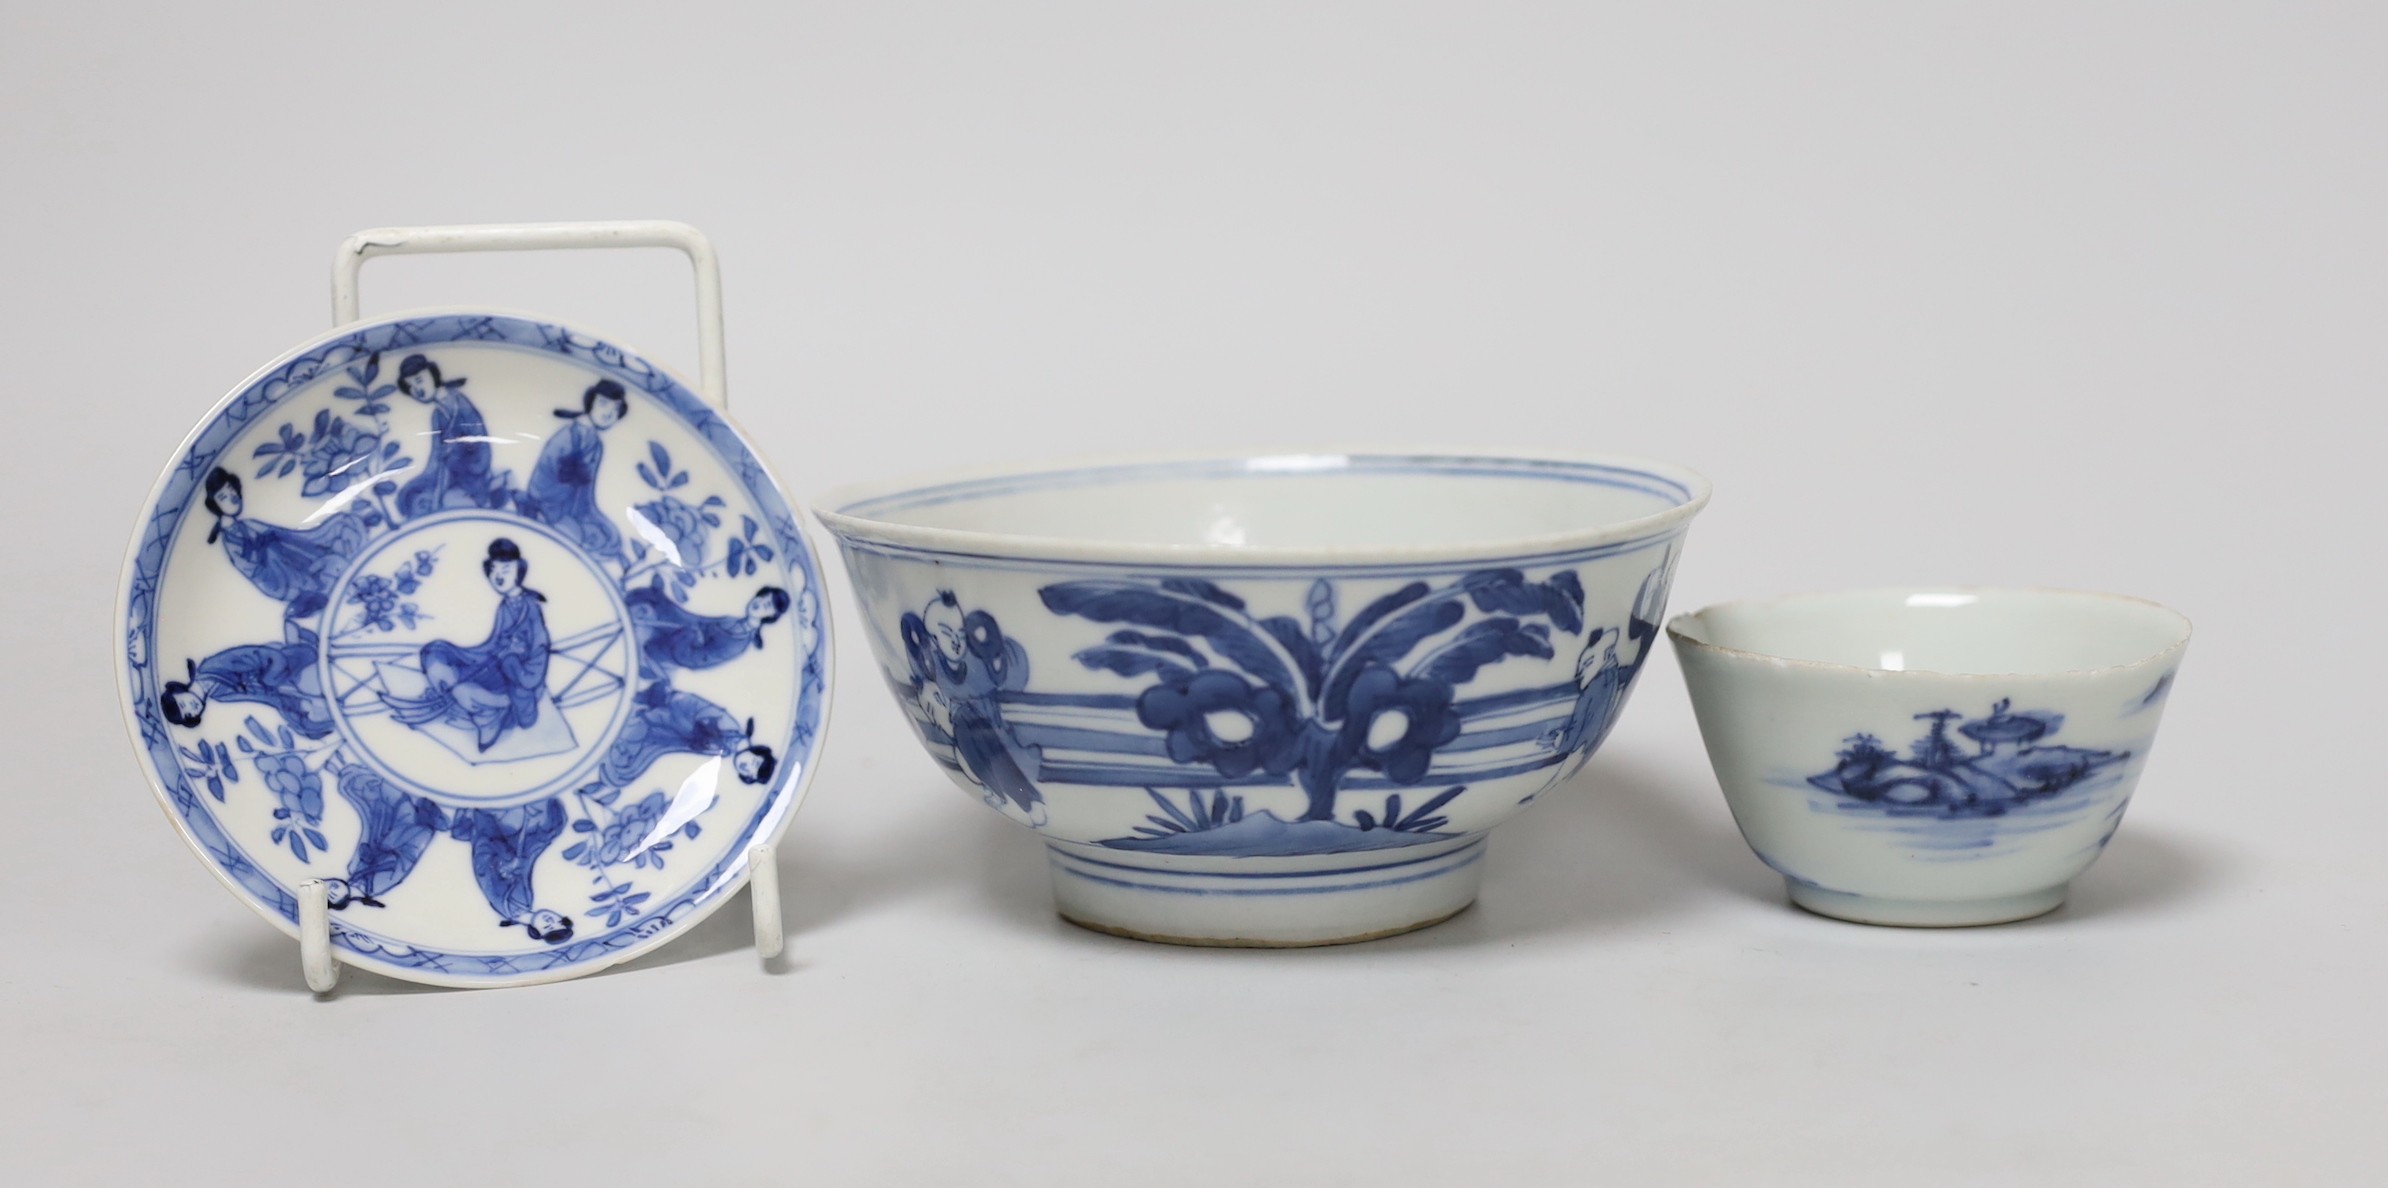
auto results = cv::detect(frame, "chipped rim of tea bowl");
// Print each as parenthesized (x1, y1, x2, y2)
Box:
(815, 449, 1711, 946)
(1666, 587, 2191, 927)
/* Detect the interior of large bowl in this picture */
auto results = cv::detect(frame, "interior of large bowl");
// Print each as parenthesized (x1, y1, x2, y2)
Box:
(1670, 588, 2189, 676)
(820, 453, 1706, 555)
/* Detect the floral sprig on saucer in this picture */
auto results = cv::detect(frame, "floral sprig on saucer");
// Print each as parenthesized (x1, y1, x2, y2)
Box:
(174, 713, 338, 861)
(623, 440, 748, 602)
(237, 716, 335, 861)
(564, 786, 702, 873)
(251, 355, 417, 503)
(175, 737, 241, 803)
(334, 548, 440, 638)
(562, 785, 706, 926)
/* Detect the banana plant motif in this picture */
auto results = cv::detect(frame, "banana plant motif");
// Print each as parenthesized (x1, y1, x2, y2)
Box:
(1040, 569, 1586, 824)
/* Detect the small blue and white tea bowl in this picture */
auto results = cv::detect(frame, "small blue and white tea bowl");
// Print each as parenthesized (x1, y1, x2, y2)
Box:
(816, 452, 1709, 946)
(1668, 588, 2191, 927)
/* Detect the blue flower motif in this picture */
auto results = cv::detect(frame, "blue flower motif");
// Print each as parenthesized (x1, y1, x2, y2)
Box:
(1136, 671, 1298, 779)
(593, 791, 669, 867)
(300, 415, 379, 497)
(257, 751, 328, 860)
(632, 494, 716, 567)
(350, 572, 400, 630)
(256, 752, 324, 822)
(1336, 664, 1462, 785)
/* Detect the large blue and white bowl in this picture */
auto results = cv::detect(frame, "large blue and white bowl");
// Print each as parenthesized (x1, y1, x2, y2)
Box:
(816, 452, 1709, 946)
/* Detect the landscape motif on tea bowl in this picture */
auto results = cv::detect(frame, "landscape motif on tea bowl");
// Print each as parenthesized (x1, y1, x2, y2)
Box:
(1668, 587, 2189, 927)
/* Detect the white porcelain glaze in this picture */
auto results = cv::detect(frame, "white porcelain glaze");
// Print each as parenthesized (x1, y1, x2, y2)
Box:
(1668, 588, 2190, 926)
(819, 451, 1709, 946)
(117, 312, 831, 986)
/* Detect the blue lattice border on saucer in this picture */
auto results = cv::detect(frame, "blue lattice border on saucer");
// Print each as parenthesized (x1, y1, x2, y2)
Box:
(118, 312, 831, 984)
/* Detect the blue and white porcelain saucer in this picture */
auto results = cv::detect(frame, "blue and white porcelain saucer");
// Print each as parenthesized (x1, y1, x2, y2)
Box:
(117, 312, 832, 986)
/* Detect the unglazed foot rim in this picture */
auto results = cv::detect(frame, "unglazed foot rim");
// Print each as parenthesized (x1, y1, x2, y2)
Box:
(1057, 903, 1474, 948)
(1786, 881, 2068, 928)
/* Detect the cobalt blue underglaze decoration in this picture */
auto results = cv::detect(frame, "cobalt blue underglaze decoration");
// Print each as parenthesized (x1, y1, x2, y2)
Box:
(1806, 700, 2128, 818)
(818, 451, 1710, 946)
(880, 560, 1668, 856)
(1669, 588, 2191, 927)
(120, 314, 829, 986)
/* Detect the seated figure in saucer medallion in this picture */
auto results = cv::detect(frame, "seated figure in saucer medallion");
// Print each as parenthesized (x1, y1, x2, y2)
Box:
(516, 379, 628, 561)
(385, 538, 551, 752)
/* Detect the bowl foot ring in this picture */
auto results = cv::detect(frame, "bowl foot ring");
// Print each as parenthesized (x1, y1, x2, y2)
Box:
(1786, 881, 2068, 928)
(1057, 902, 1473, 949)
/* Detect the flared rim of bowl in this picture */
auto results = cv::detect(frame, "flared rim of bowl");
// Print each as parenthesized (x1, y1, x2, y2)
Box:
(1665, 586, 2193, 681)
(811, 448, 1711, 567)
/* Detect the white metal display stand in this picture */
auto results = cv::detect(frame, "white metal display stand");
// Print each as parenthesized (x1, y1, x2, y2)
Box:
(297, 221, 783, 994)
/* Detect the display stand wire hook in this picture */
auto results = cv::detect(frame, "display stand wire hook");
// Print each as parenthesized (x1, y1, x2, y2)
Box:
(332, 220, 728, 410)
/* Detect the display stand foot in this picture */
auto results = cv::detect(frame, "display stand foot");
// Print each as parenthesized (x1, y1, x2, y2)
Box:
(298, 880, 340, 995)
(749, 845, 784, 961)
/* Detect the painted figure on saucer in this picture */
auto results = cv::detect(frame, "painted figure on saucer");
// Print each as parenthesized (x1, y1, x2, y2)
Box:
(126, 316, 828, 984)
(518, 379, 628, 559)
(385, 539, 552, 752)
(322, 764, 576, 944)
(626, 578, 792, 682)
(394, 354, 510, 517)
(596, 684, 778, 790)
(158, 621, 337, 740)
(201, 466, 370, 618)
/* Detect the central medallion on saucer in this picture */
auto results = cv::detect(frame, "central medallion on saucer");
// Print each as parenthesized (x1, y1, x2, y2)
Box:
(322, 511, 636, 809)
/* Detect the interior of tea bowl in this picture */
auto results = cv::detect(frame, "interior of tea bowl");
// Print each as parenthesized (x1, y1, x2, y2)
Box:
(1666, 588, 2192, 927)
(815, 451, 1711, 946)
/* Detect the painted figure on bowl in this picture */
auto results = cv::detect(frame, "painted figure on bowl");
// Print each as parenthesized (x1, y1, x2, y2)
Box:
(901, 592, 1045, 824)
(1541, 562, 1669, 785)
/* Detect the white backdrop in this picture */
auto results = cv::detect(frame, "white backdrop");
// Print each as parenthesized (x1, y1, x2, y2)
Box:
(4, 3, 2381, 1183)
